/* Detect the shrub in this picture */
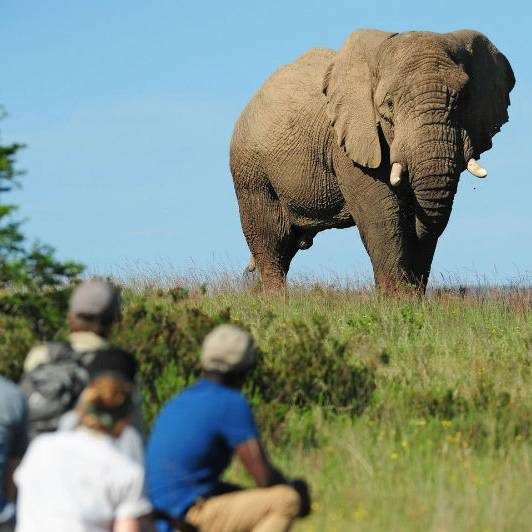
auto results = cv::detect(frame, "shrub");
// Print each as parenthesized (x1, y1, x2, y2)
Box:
(112, 288, 231, 423)
(111, 289, 377, 432)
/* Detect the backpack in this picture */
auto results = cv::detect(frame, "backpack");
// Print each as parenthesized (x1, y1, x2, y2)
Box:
(20, 342, 94, 439)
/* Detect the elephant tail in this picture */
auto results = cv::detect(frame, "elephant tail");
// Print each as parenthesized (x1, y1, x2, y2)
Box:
(246, 256, 256, 273)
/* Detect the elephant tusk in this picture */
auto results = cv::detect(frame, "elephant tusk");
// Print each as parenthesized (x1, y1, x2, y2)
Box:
(467, 158, 488, 178)
(390, 163, 403, 187)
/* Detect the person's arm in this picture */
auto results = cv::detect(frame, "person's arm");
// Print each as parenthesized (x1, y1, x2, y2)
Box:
(4, 458, 21, 500)
(236, 438, 312, 517)
(114, 515, 156, 532)
(113, 517, 140, 532)
(6, 390, 29, 500)
(235, 438, 287, 487)
(114, 463, 153, 532)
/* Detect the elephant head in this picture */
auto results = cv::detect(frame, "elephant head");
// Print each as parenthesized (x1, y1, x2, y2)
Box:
(323, 29, 514, 286)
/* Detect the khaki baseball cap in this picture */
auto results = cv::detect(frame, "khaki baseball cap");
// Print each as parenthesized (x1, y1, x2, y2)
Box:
(201, 325, 256, 374)
(69, 279, 121, 323)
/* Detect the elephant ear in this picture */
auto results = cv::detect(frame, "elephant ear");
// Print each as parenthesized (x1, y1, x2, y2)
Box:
(323, 29, 396, 168)
(448, 30, 515, 158)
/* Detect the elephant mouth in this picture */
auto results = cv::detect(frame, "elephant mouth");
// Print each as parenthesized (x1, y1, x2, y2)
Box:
(388, 127, 488, 187)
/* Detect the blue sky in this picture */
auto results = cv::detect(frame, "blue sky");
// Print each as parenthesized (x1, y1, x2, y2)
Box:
(1, 1, 530, 284)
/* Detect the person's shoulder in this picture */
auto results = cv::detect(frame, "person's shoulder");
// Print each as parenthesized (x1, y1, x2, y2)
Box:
(161, 380, 250, 414)
(162, 380, 209, 408)
(23, 343, 51, 372)
(207, 382, 253, 417)
(25, 431, 60, 455)
(0, 375, 26, 410)
(220, 384, 250, 405)
(23, 341, 74, 373)
(116, 426, 144, 464)
(0, 375, 24, 397)
(105, 439, 146, 481)
(70, 429, 141, 472)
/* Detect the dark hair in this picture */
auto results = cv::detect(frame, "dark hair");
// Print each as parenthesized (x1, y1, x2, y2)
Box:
(201, 368, 249, 389)
(87, 347, 138, 383)
(75, 311, 117, 327)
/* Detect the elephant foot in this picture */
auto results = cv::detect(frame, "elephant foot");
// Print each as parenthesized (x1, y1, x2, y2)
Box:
(374, 272, 422, 296)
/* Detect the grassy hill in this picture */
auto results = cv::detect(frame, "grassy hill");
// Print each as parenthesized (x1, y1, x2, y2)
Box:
(2, 282, 530, 530)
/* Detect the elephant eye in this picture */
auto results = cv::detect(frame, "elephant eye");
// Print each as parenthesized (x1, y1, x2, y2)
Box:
(378, 92, 394, 122)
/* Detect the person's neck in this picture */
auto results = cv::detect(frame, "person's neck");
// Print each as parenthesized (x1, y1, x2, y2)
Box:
(77, 425, 115, 440)
(202, 371, 244, 390)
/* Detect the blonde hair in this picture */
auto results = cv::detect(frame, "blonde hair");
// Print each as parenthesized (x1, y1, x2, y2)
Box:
(76, 375, 133, 436)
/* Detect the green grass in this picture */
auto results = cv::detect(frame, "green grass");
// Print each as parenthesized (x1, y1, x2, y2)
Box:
(2, 281, 530, 530)
(187, 286, 531, 531)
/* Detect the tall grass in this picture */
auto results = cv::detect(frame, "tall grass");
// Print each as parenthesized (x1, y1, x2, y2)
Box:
(192, 286, 530, 531)
(1, 278, 530, 530)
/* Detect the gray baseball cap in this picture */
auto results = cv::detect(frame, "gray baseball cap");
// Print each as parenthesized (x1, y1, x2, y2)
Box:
(201, 325, 256, 374)
(69, 279, 121, 323)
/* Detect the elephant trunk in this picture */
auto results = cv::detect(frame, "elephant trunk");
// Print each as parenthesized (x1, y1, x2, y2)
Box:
(404, 122, 462, 238)
(406, 132, 461, 287)
(412, 173, 459, 240)
(409, 173, 458, 288)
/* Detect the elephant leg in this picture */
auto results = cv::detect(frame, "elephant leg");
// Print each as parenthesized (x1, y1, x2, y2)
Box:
(357, 217, 415, 290)
(234, 178, 298, 291)
(335, 165, 415, 290)
(411, 235, 439, 291)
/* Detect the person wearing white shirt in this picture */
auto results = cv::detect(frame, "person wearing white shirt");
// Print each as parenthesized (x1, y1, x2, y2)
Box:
(14, 375, 152, 532)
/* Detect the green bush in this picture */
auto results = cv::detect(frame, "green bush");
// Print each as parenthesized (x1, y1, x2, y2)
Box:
(0, 313, 37, 381)
(111, 288, 376, 432)
(247, 316, 376, 440)
(1, 278, 528, 456)
(112, 287, 230, 423)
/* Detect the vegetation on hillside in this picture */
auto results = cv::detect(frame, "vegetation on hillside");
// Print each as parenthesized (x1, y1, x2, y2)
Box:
(2, 282, 530, 530)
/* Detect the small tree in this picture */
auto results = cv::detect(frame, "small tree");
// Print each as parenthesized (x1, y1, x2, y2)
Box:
(0, 109, 84, 340)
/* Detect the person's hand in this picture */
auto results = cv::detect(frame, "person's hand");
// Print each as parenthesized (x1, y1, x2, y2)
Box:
(289, 478, 311, 517)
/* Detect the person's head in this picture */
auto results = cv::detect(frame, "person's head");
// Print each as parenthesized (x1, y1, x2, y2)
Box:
(200, 325, 256, 389)
(68, 279, 121, 337)
(86, 347, 138, 385)
(76, 375, 133, 437)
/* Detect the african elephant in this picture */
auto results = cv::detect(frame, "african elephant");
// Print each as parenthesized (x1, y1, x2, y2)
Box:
(230, 29, 514, 292)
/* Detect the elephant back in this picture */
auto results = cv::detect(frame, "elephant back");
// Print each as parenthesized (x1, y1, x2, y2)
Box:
(231, 48, 335, 154)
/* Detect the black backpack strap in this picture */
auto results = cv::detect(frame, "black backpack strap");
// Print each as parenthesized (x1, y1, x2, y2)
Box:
(152, 509, 198, 532)
(45, 341, 75, 361)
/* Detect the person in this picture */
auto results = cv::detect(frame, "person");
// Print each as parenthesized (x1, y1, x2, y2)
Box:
(59, 347, 145, 464)
(21, 278, 145, 457)
(0, 377, 28, 532)
(21, 278, 121, 439)
(24, 278, 121, 374)
(146, 324, 310, 532)
(14, 375, 152, 532)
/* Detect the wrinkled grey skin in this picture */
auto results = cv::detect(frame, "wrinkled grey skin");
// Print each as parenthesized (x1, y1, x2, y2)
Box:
(230, 29, 514, 292)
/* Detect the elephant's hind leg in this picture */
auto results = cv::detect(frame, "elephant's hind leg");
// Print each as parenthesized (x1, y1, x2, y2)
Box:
(234, 178, 298, 291)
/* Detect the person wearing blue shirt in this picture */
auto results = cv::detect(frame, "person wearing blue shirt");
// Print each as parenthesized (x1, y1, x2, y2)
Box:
(146, 325, 310, 532)
(0, 376, 28, 532)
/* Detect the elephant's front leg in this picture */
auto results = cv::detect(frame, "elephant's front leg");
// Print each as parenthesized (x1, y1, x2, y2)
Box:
(411, 234, 439, 291)
(336, 166, 415, 290)
(233, 175, 299, 292)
